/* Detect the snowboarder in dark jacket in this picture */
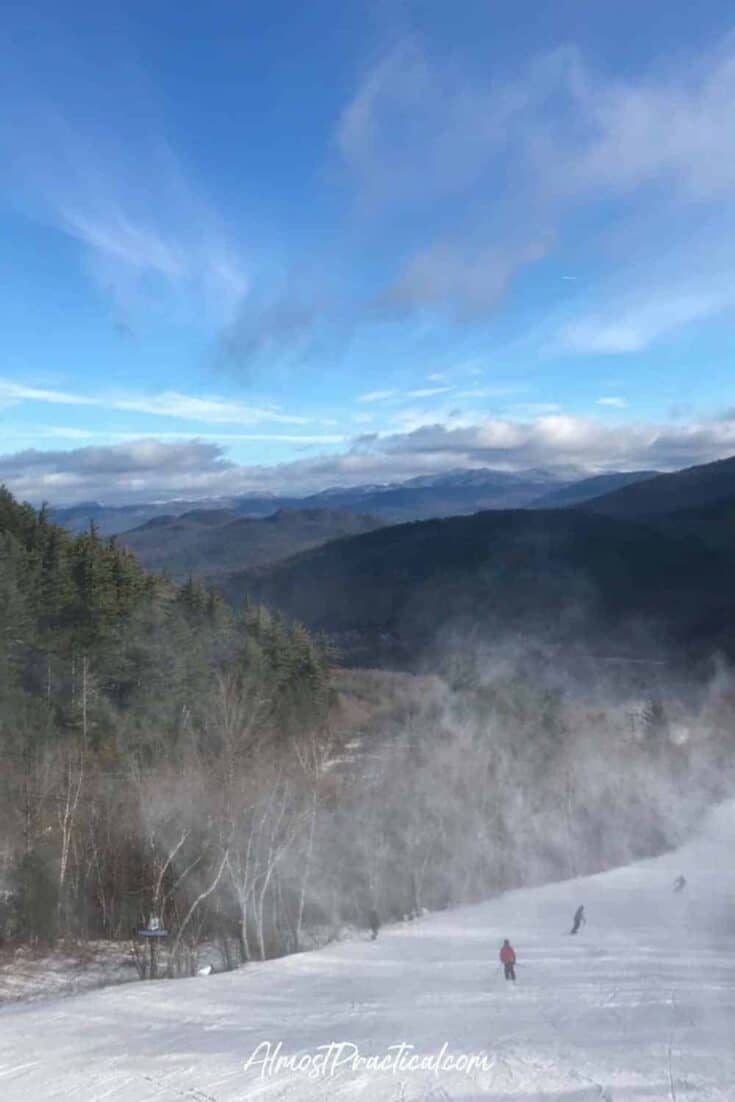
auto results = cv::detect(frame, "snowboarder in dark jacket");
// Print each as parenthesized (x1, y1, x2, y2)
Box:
(499, 939, 516, 980)
(368, 908, 380, 940)
(673, 875, 686, 893)
(570, 904, 585, 935)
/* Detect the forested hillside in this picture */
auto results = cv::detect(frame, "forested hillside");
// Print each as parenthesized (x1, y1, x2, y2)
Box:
(581, 453, 735, 518)
(0, 486, 332, 959)
(221, 507, 735, 666)
(530, 469, 659, 508)
(0, 487, 329, 741)
(117, 507, 382, 580)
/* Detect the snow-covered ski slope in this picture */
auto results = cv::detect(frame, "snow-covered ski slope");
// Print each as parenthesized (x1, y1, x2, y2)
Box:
(2, 802, 735, 1102)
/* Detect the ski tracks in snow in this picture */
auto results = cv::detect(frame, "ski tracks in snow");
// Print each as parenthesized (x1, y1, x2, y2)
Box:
(2, 802, 735, 1100)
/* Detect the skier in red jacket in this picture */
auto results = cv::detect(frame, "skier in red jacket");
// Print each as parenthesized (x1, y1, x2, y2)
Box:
(499, 939, 516, 981)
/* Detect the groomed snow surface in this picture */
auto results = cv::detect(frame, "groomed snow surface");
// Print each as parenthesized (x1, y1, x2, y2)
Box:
(2, 802, 735, 1101)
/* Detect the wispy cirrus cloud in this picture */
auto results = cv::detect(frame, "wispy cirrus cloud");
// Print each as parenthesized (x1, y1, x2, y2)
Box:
(336, 36, 536, 212)
(0, 378, 312, 426)
(0, 27, 249, 328)
(561, 31, 735, 201)
(561, 287, 733, 354)
(357, 385, 454, 407)
(334, 29, 735, 342)
(406, 385, 453, 399)
(14, 22, 733, 356)
(2, 425, 346, 447)
(341, 32, 735, 220)
(358, 389, 396, 403)
(18, 138, 248, 325)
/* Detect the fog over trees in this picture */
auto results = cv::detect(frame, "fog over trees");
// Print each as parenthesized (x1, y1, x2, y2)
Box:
(1, 485, 734, 978)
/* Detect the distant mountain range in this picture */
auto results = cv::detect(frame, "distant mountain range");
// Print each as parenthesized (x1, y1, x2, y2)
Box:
(45, 466, 667, 581)
(293, 467, 570, 519)
(117, 507, 382, 579)
(50, 466, 662, 535)
(213, 454, 735, 666)
(41, 452, 735, 666)
(48, 499, 210, 536)
(44, 467, 666, 581)
(579, 454, 735, 519)
(530, 470, 659, 509)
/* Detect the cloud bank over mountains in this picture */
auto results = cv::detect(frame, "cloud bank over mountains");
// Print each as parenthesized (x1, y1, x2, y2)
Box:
(5, 411, 735, 505)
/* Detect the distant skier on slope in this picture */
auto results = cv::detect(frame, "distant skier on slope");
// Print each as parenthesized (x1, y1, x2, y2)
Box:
(499, 939, 516, 981)
(569, 904, 586, 935)
(673, 875, 687, 893)
(368, 908, 381, 940)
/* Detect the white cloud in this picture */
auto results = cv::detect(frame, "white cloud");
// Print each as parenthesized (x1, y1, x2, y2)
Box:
(2, 426, 346, 447)
(565, 33, 735, 200)
(562, 290, 732, 354)
(336, 31, 735, 331)
(386, 406, 471, 434)
(358, 390, 396, 403)
(364, 413, 735, 473)
(597, 397, 628, 408)
(340, 31, 735, 211)
(407, 386, 453, 399)
(1, 68, 249, 325)
(336, 37, 564, 214)
(0, 381, 90, 408)
(61, 207, 186, 278)
(0, 378, 311, 426)
(113, 392, 306, 426)
(4, 411, 734, 505)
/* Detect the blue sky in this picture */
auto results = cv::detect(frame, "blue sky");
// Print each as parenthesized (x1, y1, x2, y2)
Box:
(2, 0, 735, 503)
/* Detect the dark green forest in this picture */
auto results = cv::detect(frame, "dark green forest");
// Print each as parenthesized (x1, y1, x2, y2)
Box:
(223, 505, 735, 668)
(0, 486, 330, 747)
(0, 486, 331, 963)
